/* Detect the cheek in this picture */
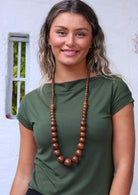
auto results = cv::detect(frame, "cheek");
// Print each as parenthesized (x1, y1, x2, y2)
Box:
(49, 36, 64, 47)
(79, 39, 92, 50)
(50, 38, 63, 57)
(82, 43, 92, 54)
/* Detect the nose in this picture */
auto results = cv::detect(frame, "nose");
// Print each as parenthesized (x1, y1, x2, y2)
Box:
(65, 34, 75, 47)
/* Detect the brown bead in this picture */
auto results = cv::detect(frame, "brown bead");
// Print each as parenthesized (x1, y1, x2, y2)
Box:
(57, 156, 64, 163)
(52, 143, 59, 149)
(82, 110, 86, 115)
(80, 121, 86, 126)
(83, 102, 87, 106)
(64, 158, 72, 166)
(80, 126, 86, 132)
(54, 149, 61, 156)
(51, 132, 57, 137)
(51, 118, 55, 122)
(79, 137, 85, 143)
(80, 132, 86, 137)
(50, 114, 55, 118)
(83, 106, 87, 110)
(50, 110, 54, 114)
(82, 114, 86, 118)
(72, 156, 79, 163)
(51, 121, 56, 126)
(81, 117, 86, 121)
(76, 149, 83, 157)
(51, 104, 55, 109)
(77, 143, 84, 149)
(52, 138, 58, 142)
(83, 104, 87, 108)
(51, 126, 56, 131)
(51, 106, 54, 110)
(85, 92, 88, 97)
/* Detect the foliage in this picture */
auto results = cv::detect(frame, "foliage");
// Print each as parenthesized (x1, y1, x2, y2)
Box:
(12, 42, 26, 115)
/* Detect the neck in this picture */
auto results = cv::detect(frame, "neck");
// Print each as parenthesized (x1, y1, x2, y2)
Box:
(54, 64, 88, 83)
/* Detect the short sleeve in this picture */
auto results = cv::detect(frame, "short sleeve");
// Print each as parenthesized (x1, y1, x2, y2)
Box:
(17, 95, 33, 130)
(111, 78, 134, 115)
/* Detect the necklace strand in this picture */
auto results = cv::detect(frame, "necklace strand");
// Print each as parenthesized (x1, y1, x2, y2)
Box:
(50, 72, 90, 166)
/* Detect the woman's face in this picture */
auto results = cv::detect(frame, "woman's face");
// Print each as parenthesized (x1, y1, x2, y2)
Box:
(48, 12, 92, 69)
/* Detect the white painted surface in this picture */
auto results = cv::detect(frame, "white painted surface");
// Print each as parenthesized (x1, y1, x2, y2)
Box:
(0, 0, 137, 194)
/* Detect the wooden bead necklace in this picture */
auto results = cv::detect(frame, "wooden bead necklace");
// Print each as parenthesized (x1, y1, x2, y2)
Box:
(50, 72, 90, 167)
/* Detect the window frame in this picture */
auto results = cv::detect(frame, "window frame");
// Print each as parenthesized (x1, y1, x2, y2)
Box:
(6, 33, 29, 119)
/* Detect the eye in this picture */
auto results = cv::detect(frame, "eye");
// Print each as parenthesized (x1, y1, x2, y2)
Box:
(57, 31, 66, 36)
(76, 32, 86, 37)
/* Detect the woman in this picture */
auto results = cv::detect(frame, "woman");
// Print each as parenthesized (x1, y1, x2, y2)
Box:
(10, 0, 135, 194)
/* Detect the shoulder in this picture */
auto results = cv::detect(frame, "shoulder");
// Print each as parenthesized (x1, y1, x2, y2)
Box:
(110, 76, 132, 95)
(90, 75, 129, 92)
(94, 75, 130, 89)
(111, 76, 128, 86)
(99, 75, 125, 83)
(99, 75, 133, 98)
(25, 87, 41, 98)
(21, 87, 41, 104)
(19, 84, 49, 111)
(108, 76, 134, 115)
(17, 88, 42, 129)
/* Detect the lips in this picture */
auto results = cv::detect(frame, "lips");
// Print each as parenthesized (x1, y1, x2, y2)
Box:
(61, 49, 79, 57)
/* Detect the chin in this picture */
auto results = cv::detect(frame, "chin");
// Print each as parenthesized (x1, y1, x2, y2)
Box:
(61, 62, 79, 67)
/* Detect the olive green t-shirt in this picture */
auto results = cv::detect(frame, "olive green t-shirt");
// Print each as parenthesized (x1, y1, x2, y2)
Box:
(17, 76, 134, 195)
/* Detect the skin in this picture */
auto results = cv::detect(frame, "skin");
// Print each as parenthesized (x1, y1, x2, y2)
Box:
(48, 12, 93, 83)
(10, 123, 37, 195)
(110, 103, 135, 195)
(10, 12, 135, 195)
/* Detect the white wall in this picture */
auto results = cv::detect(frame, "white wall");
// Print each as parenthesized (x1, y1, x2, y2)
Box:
(0, 0, 137, 194)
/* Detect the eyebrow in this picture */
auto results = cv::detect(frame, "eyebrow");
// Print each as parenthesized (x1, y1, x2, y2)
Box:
(54, 25, 89, 31)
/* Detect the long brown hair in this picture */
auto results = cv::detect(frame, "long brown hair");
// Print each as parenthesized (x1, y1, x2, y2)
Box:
(39, 0, 111, 84)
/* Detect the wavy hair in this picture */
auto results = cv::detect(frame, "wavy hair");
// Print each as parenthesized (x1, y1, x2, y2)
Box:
(38, 0, 112, 84)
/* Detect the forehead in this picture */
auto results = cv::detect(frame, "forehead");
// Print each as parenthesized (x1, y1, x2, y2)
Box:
(50, 12, 92, 30)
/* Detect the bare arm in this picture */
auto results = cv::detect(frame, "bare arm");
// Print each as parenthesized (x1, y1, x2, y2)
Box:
(10, 123, 37, 195)
(109, 103, 135, 195)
